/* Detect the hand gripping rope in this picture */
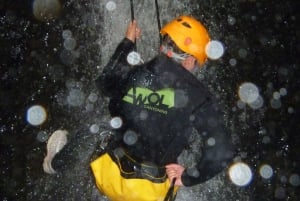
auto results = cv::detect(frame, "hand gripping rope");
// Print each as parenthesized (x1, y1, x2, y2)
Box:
(127, 0, 162, 66)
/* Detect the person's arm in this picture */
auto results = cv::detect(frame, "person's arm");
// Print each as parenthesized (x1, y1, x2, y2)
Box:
(96, 20, 141, 97)
(180, 97, 236, 186)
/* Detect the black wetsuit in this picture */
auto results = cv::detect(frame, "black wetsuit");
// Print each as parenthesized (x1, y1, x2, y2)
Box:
(96, 38, 235, 186)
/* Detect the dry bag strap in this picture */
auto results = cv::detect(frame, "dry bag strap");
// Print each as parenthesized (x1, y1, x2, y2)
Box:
(164, 178, 177, 201)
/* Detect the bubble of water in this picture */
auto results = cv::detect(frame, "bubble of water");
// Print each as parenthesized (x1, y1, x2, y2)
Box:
(64, 37, 77, 50)
(274, 187, 286, 199)
(273, 91, 281, 100)
(259, 164, 273, 179)
(280, 175, 288, 184)
(106, 1, 116, 11)
(26, 105, 47, 126)
(62, 29, 72, 39)
(67, 89, 85, 107)
(262, 136, 271, 144)
(227, 15, 236, 25)
(238, 82, 259, 104)
(207, 137, 216, 146)
(238, 48, 248, 58)
(289, 174, 300, 186)
(123, 130, 138, 145)
(127, 51, 141, 65)
(85, 103, 94, 112)
(90, 124, 99, 134)
(229, 58, 237, 66)
(229, 162, 253, 186)
(270, 98, 282, 109)
(288, 107, 294, 114)
(36, 130, 48, 142)
(88, 92, 98, 103)
(110, 117, 122, 129)
(139, 110, 148, 120)
(248, 95, 264, 110)
(279, 88, 287, 96)
(175, 89, 189, 108)
(205, 40, 224, 60)
(237, 100, 246, 109)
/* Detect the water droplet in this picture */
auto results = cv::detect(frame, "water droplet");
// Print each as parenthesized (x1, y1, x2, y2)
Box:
(64, 37, 77, 50)
(288, 107, 294, 114)
(229, 58, 237, 66)
(289, 174, 300, 186)
(106, 1, 116, 11)
(90, 124, 99, 134)
(26, 105, 47, 126)
(270, 98, 282, 109)
(227, 15, 236, 25)
(110, 117, 122, 129)
(279, 88, 287, 96)
(207, 137, 216, 146)
(123, 130, 138, 145)
(127, 51, 142, 65)
(237, 100, 246, 109)
(248, 95, 264, 110)
(36, 130, 49, 142)
(238, 82, 259, 104)
(67, 89, 85, 107)
(205, 40, 224, 60)
(229, 162, 253, 186)
(273, 91, 281, 100)
(262, 136, 271, 144)
(62, 29, 72, 39)
(259, 164, 273, 179)
(88, 92, 98, 103)
(238, 48, 248, 58)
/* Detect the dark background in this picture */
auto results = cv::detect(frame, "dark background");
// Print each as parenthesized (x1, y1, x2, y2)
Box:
(1, 0, 299, 200)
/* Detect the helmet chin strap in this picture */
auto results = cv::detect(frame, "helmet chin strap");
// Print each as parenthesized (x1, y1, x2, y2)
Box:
(160, 45, 190, 62)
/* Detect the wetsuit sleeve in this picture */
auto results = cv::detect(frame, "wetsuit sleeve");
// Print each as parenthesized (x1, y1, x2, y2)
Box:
(181, 98, 236, 186)
(96, 38, 135, 97)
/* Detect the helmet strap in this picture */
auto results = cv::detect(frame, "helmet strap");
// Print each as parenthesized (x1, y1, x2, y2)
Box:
(160, 45, 189, 62)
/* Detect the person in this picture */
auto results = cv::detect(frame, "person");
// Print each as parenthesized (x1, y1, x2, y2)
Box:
(90, 16, 235, 201)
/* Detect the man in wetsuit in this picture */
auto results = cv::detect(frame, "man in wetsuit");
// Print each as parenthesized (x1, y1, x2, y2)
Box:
(94, 16, 235, 192)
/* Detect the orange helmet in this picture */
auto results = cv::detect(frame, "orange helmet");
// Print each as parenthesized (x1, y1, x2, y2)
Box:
(160, 16, 210, 65)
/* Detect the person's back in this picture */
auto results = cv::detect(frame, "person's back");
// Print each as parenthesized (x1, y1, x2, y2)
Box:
(107, 53, 212, 165)
(91, 16, 235, 201)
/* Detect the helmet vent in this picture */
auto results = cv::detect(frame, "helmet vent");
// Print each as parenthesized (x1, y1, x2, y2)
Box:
(177, 18, 182, 22)
(182, 22, 191, 28)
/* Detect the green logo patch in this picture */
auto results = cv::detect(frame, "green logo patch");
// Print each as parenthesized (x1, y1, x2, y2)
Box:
(123, 87, 175, 114)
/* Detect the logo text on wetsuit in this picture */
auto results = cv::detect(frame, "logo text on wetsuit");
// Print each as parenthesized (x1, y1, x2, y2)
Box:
(123, 87, 175, 114)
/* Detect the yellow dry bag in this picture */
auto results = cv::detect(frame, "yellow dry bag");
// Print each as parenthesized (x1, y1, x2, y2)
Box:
(90, 148, 178, 201)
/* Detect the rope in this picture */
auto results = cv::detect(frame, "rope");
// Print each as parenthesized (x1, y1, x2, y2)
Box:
(154, 0, 162, 45)
(130, 0, 135, 21)
(163, 178, 177, 201)
(129, 0, 137, 51)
